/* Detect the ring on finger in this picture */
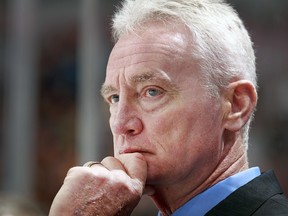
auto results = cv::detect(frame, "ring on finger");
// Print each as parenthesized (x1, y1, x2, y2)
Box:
(83, 161, 103, 168)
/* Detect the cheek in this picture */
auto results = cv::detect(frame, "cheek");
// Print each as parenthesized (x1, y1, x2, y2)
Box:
(146, 109, 194, 151)
(109, 115, 119, 155)
(147, 100, 223, 156)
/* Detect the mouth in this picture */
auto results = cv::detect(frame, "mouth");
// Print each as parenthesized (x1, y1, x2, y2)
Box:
(119, 148, 149, 155)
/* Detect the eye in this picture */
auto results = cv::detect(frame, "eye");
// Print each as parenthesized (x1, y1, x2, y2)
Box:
(145, 88, 163, 97)
(109, 94, 119, 104)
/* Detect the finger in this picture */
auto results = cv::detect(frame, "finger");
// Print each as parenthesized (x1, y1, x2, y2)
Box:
(101, 156, 126, 171)
(83, 161, 102, 167)
(117, 153, 148, 184)
(82, 161, 108, 174)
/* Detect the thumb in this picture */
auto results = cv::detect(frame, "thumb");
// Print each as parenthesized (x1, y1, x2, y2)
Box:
(117, 153, 147, 185)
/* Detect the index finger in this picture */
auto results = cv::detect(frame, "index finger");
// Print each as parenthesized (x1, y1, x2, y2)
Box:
(117, 153, 148, 184)
(101, 156, 127, 171)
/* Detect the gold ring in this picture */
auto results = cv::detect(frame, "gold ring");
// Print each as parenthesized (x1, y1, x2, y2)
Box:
(83, 161, 102, 167)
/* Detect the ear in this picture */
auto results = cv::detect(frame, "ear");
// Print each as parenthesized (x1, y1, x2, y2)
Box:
(223, 80, 257, 132)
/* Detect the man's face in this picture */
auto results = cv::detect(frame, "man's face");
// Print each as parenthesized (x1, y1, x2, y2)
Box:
(102, 21, 226, 187)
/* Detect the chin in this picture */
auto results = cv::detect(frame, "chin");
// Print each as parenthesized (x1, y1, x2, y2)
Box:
(145, 169, 168, 186)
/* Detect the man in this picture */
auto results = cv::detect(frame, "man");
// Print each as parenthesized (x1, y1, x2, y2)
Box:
(49, 0, 288, 215)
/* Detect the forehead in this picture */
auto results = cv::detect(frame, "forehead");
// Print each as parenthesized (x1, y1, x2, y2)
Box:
(104, 21, 194, 87)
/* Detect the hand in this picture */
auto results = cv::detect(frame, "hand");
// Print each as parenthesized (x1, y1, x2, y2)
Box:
(49, 153, 148, 216)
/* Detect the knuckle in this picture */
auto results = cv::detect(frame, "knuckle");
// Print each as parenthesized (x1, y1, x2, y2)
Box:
(66, 167, 109, 185)
(110, 171, 143, 196)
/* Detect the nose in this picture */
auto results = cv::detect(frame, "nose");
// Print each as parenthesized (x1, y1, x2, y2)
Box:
(110, 102, 143, 136)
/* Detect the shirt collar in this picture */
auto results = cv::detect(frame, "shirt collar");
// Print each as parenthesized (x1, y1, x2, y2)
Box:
(158, 167, 260, 216)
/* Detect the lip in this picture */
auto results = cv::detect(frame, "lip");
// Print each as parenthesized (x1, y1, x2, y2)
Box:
(119, 148, 150, 154)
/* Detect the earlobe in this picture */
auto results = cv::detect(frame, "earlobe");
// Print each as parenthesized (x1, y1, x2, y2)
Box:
(223, 80, 257, 132)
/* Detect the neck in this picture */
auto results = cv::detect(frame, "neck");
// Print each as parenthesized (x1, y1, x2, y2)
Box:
(150, 134, 248, 215)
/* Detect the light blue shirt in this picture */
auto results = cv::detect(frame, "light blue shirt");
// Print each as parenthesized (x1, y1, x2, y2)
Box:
(158, 167, 261, 216)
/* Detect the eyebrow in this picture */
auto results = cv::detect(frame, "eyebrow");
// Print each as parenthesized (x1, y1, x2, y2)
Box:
(130, 71, 170, 84)
(100, 71, 177, 98)
(100, 85, 117, 98)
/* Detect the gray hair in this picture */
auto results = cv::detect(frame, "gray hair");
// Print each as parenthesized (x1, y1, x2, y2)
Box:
(111, 0, 257, 147)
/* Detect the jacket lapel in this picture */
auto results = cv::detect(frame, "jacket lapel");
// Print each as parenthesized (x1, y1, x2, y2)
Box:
(205, 170, 283, 216)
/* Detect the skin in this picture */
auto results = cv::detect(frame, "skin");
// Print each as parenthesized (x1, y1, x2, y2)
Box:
(49, 20, 257, 216)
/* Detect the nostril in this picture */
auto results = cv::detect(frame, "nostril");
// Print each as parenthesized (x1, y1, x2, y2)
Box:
(127, 129, 135, 134)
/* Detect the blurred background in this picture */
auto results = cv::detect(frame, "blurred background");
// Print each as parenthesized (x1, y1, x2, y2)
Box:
(0, 0, 287, 215)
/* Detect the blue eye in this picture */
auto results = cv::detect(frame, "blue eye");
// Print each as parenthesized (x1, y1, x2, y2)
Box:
(146, 88, 162, 97)
(110, 94, 119, 104)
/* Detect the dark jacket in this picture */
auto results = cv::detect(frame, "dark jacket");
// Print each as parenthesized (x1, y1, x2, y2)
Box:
(205, 170, 288, 216)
